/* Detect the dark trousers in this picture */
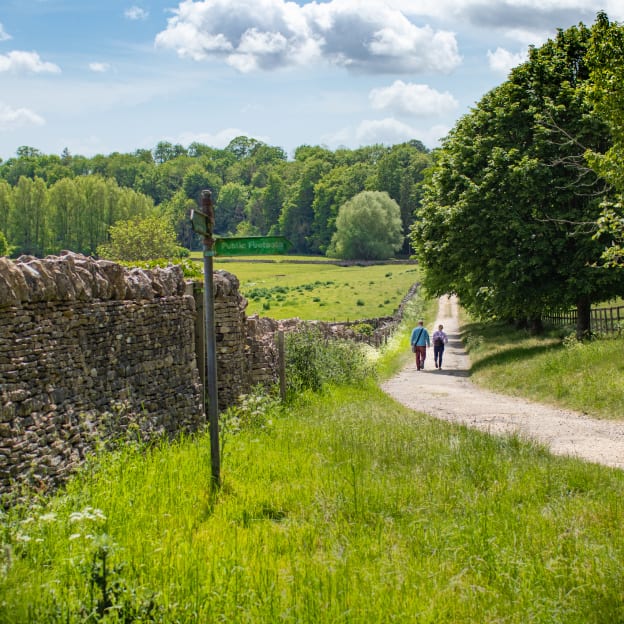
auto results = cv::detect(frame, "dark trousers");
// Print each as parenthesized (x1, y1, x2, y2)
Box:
(414, 346, 427, 370)
(434, 345, 444, 367)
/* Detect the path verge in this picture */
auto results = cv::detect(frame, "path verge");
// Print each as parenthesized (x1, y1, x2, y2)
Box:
(381, 296, 624, 470)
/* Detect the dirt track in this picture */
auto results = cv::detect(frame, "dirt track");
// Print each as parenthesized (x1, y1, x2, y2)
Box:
(381, 296, 624, 470)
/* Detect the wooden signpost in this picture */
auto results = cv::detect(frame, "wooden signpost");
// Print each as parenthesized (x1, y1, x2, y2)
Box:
(190, 190, 292, 488)
(190, 190, 220, 489)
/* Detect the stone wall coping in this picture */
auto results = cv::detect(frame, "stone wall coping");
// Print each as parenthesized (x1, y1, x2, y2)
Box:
(0, 252, 186, 308)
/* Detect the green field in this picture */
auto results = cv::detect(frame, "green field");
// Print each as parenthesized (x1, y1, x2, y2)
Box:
(211, 257, 420, 321)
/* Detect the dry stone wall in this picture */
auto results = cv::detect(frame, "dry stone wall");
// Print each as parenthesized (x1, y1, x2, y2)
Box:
(0, 252, 416, 499)
(193, 271, 256, 410)
(0, 252, 203, 497)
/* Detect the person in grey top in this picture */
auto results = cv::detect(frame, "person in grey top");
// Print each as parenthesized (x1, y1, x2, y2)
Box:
(432, 324, 448, 369)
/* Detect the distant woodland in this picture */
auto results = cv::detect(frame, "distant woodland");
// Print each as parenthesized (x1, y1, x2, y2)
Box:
(0, 138, 431, 258)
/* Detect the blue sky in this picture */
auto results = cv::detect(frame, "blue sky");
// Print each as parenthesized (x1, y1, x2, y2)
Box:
(1, 0, 622, 161)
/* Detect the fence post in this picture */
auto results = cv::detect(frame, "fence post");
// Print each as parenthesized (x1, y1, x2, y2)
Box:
(278, 330, 286, 401)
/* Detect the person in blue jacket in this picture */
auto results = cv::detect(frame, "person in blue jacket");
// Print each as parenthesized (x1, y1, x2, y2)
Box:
(410, 319, 430, 371)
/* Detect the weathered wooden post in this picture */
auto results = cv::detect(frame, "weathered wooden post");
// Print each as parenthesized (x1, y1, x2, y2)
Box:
(277, 329, 286, 401)
(191, 190, 220, 490)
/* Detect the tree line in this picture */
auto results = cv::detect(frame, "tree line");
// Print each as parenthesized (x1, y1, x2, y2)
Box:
(0, 138, 431, 259)
(411, 11, 624, 336)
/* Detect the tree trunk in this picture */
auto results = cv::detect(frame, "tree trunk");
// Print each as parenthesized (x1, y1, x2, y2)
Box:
(576, 295, 591, 340)
(528, 316, 543, 335)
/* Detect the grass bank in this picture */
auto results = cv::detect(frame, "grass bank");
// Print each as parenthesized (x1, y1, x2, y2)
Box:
(461, 316, 624, 419)
(3, 384, 624, 623)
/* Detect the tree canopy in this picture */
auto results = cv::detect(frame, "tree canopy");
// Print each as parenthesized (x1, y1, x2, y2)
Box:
(411, 13, 624, 334)
(327, 191, 403, 260)
(0, 139, 430, 260)
(585, 12, 624, 267)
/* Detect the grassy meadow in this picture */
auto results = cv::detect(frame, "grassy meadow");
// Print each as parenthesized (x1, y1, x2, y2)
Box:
(2, 271, 624, 622)
(3, 383, 624, 623)
(210, 256, 420, 321)
(461, 316, 624, 420)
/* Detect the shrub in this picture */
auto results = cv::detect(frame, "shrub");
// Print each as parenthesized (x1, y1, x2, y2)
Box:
(284, 327, 375, 397)
(97, 216, 185, 262)
(351, 322, 374, 336)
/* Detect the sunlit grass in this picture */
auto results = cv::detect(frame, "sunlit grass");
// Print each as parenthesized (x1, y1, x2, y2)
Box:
(210, 258, 420, 321)
(3, 385, 624, 622)
(461, 314, 624, 419)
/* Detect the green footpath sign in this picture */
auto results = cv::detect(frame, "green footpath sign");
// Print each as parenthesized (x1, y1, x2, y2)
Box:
(215, 236, 292, 256)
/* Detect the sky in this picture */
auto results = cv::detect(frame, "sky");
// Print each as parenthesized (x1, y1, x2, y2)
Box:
(1, 0, 623, 161)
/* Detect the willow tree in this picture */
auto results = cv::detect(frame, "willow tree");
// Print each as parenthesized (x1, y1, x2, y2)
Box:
(327, 191, 403, 260)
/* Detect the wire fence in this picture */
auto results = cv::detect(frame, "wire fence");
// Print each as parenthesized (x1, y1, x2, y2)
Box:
(543, 305, 624, 335)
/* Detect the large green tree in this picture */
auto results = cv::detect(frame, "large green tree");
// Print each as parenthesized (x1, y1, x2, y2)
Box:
(413, 16, 624, 335)
(585, 12, 624, 267)
(310, 162, 374, 253)
(279, 157, 331, 254)
(214, 182, 248, 235)
(375, 141, 431, 255)
(0, 179, 12, 237)
(9, 176, 48, 255)
(327, 190, 403, 260)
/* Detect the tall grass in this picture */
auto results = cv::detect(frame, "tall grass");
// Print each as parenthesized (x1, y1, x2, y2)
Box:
(3, 385, 624, 622)
(462, 317, 624, 419)
(4, 296, 623, 622)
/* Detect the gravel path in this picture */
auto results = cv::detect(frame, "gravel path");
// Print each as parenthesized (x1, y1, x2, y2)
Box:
(381, 295, 624, 470)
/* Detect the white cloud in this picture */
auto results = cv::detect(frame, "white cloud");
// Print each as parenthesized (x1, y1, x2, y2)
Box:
(487, 47, 528, 74)
(0, 51, 61, 74)
(155, 0, 461, 74)
(0, 23, 11, 42)
(503, 27, 549, 47)
(0, 103, 45, 130)
(369, 80, 458, 116)
(89, 62, 111, 73)
(355, 117, 424, 144)
(125, 6, 149, 20)
(393, 0, 624, 43)
(322, 116, 449, 150)
(604, 0, 624, 21)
